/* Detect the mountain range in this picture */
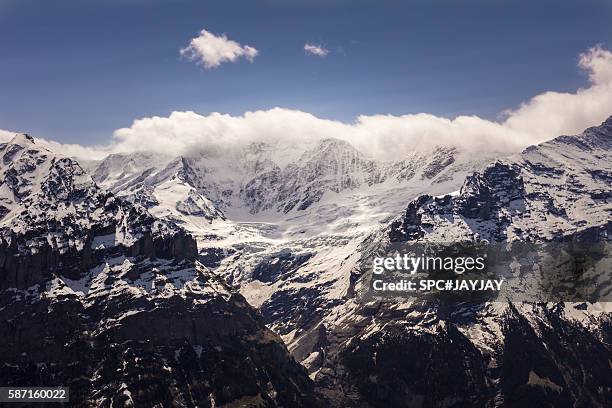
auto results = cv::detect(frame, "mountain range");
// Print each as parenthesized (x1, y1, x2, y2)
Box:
(0, 116, 611, 407)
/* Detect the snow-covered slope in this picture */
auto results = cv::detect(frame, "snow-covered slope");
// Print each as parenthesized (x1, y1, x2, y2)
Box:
(0, 133, 197, 288)
(89, 137, 494, 288)
(90, 137, 488, 220)
(266, 117, 612, 407)
(389, 117, 612, 243)
(138, 116, 609, 407)
(5, 113, 610, 407)
(0, 134, 320, 407)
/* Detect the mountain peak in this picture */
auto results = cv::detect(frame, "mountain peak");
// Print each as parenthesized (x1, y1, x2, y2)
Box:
(300, 137, 363, 162)
(595, 115, 612, 135)
(8, 133, 35, 146)
(316, 137, 356, 150)
(574, 113, 612, 149)
(584, 113, 612, 133)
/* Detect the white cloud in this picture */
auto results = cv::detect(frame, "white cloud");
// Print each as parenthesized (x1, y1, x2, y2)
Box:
(0, 129, 109, 160)
(37, 139, 111, 161)
(304, 43, 329, 57)
(180, 29, 258, 69)
(0, 129, 16, 141)
(19, 46, 612, 163)
(105, 47, 612, 161)
(108, 109, 526, 162)
(501, 45, 612, 140)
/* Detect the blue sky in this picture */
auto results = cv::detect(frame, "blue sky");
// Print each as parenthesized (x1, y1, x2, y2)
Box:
(1, 0, 612, 145)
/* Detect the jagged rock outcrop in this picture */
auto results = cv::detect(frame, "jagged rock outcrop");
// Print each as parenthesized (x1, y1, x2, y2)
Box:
(0, 135, 321, 407)
(308, 117, 612, 407)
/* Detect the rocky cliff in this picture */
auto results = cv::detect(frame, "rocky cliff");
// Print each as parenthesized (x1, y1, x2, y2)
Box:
(0, 135, 320, 407)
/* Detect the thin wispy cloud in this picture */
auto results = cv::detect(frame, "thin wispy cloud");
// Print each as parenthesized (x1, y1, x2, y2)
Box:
(180, 29, 258, 69)
(304, 43, 329, 57)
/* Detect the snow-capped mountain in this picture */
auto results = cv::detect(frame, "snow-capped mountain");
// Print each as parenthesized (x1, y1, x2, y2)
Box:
(2, 115, 610, 407)
(0, 134, 319, 407)
(89, 136, 488, 219)
(389, 117, 612, 243)
(88, 136, 494, 287)
(248, 117, 612, 407)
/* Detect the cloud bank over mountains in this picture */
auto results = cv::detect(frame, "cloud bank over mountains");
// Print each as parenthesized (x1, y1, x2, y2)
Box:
(3, 47, 612, 162)
(502, 46, 612, 140)
(0, 129, 15, 139)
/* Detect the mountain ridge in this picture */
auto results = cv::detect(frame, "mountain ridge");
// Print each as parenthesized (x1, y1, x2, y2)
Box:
(0, 115, 610, 407)
(0, 135, 321, 407)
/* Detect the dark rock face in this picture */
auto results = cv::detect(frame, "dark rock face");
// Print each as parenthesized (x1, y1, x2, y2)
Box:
(499, 305, 611, 408)
(455, 162, 525, 220)
(198, 246, 236, 269)
(0, 135, 320, 407)
(0, 225, 198, 290)
(340, 322, 489, 407)
(0, 289, 319, 408)
(252, 250, 313, 283)
(260, 286, 339, 338)
(389, 194, 432, 242)
(315, 301, 612, 408)
(309, 118, 612, 407)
